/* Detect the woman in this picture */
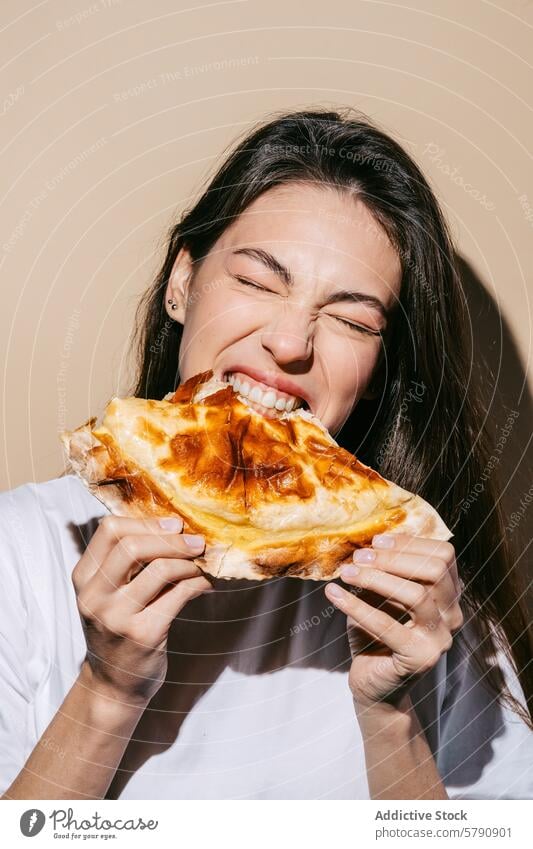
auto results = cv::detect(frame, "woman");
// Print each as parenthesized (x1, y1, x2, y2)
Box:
(1, 108, 531, 800)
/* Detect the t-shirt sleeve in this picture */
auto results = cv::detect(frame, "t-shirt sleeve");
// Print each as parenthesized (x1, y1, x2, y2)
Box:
(436, 616, 533, 800)
(0, 500, 39, 795)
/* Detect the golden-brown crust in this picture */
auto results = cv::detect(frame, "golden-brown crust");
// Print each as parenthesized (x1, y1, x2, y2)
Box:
(60, 370, 452, 581)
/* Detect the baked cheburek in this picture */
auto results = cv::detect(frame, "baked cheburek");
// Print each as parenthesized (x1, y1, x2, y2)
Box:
(60, 369, 452, 581)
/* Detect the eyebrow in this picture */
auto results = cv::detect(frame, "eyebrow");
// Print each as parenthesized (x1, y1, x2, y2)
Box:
(233, 247, 293, 287)
(232, 247, 389, 319)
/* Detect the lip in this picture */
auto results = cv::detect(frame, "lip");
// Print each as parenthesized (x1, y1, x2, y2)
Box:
(219, 365, 311, 408)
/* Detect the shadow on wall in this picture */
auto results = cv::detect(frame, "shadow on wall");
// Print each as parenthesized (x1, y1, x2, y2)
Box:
(456, 254, 533, 584)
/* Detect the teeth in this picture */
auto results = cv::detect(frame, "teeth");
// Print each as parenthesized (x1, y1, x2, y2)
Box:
(262, 390, 276, 409)
(224, 371, 304, 414)
(249, 386, 262, 404)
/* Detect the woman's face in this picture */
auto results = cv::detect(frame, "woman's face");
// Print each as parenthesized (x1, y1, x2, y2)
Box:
(166, 183, 402, 436)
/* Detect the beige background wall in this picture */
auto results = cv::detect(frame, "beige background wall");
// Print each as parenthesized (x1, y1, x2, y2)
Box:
(1, 1, 532, 546)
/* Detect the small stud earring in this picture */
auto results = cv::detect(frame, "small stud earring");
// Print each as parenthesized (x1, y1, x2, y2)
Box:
(167, 298, 178, 310)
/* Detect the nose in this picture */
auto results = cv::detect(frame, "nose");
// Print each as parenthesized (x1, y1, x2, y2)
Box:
(260, 303, 314, 365)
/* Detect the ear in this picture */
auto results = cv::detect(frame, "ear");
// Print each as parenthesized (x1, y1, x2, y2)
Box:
(164, 246, 194, 324)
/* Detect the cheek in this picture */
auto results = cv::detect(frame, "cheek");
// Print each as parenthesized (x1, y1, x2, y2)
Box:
(319, 335, 377, 396)
(318, 338, 381, 430)
(190, 289, 258, 339)
(179, 289, 257, 373)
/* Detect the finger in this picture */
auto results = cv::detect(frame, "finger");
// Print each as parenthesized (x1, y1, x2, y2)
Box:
(352, 576, 463, 636)
(348, 581, 414, 623)
(78, 515, 184, 583)
(370, 534, 460, 595)
(118, 558, 203, 611)
(366, 548, 462, 626)
(89, 531, 205, 593)
(144, 575, 214, 633)
(353, 549, 459, 605)
(324, 582, 411, 652)
(339, 564, 441, 629)
(372, 533, 454, 559)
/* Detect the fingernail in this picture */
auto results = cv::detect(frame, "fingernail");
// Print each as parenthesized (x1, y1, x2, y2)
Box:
(372, 533, 395, 549)
(326, 582, 344, 598)
(159, 517, 183, 531)
(353, 548, 376, 563)
(183, 534, 205, 550)
(341, 564, 360, 578)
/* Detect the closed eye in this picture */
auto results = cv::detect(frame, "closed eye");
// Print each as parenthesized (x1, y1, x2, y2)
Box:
(235, 276, 269, 292)
(236, 276, 381, 336)
(333, 316, 382, 336)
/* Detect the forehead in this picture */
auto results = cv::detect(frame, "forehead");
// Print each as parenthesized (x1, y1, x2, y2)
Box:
(214, 183, 402, 303)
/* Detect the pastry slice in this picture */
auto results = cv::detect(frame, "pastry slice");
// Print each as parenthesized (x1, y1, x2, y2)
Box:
(60, 369, 452, 581)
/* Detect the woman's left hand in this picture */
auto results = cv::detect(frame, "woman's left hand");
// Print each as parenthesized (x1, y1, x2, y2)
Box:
(324, 533, 464, 710)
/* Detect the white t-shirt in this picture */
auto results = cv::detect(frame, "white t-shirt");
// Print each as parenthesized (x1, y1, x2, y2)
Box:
(0, 474, 531, 799)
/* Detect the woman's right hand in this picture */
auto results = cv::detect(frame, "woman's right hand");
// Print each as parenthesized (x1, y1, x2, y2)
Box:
(72, 515, 212, 708)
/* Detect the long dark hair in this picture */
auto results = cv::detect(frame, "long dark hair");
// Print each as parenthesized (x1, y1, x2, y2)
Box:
(129, 107, 532, 728)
